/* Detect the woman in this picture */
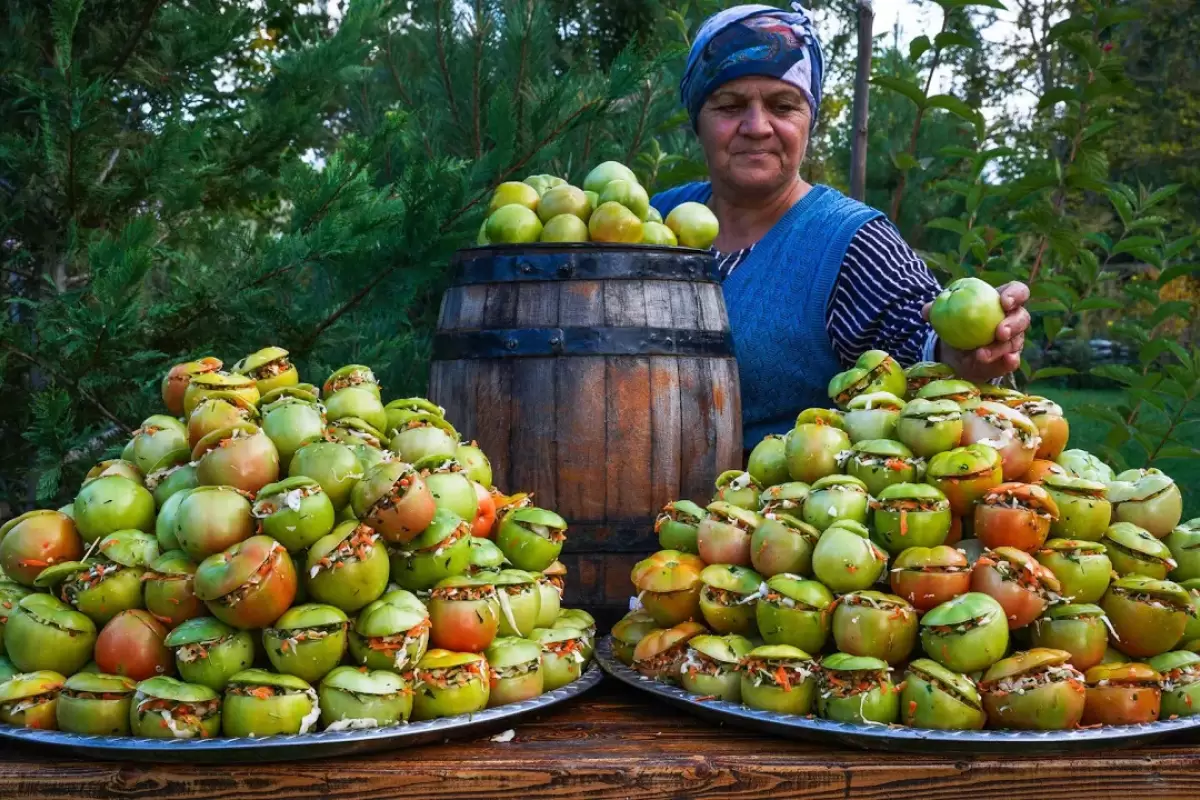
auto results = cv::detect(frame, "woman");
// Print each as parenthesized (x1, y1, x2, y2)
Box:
(652, 5, 1031, 445)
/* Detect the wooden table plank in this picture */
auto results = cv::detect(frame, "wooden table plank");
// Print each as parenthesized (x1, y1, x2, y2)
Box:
(5, 683, 1200, 800)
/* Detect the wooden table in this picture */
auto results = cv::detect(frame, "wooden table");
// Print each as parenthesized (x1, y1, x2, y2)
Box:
(4, 681, 1200, 800)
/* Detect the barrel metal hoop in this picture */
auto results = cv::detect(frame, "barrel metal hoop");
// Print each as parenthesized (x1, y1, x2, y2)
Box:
(451, 245, 720, 284)
(432, 327, 734, 359)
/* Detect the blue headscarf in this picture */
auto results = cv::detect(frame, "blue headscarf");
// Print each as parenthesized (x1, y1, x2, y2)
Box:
(680, 3, 824, 131)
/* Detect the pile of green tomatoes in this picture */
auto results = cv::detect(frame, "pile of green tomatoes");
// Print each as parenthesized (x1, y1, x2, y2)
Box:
(615, 351, 1199, 731)
(0, 348, 593, 738)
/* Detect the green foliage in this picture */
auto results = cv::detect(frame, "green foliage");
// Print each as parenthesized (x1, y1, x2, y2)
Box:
(2, 0, 1197, 514)
(0, 0, 664, 507)
(869, 0, 1199, 476)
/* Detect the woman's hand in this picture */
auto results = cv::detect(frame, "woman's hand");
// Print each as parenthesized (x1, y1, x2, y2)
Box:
(922, 282, 1031, 382)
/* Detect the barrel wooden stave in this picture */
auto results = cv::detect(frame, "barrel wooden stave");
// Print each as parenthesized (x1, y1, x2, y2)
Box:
(430, 250, 741, 614)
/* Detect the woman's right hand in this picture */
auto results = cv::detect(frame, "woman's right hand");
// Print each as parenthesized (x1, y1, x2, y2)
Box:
(922, 282, 1031, 381)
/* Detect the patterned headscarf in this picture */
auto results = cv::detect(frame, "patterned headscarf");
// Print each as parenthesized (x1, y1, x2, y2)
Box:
(680, 3, 824, 131)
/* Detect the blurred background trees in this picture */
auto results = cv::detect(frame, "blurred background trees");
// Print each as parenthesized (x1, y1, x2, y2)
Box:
(2, 0, 1197, 511)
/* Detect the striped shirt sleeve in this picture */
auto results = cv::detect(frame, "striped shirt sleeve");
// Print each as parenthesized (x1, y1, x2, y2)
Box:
(824, 217, 940, 368)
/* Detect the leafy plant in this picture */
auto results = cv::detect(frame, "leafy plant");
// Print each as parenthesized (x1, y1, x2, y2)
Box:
(872, 0, 1198, 471)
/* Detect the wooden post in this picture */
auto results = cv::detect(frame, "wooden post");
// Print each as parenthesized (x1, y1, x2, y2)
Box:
(849, 0, 874, 201)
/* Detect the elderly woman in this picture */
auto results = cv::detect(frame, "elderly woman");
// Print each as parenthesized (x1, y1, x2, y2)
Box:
(652, 5, 1031, 444)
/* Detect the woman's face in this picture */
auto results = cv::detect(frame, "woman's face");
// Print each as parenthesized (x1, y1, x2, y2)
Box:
(697, 76, 811, 198)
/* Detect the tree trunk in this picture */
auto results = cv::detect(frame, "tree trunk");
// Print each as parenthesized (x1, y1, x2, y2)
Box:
(849, 0, 874, 201)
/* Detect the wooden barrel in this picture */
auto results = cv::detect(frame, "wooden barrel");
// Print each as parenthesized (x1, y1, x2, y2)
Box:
(428, 243, 743, 620)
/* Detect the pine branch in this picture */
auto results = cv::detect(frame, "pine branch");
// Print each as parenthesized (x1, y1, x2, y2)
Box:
(471, 0, 487, 159)
(302, 99, 605, 346)
(95, 147, 121, 187)
(512, 0, 532, 152)
(440, 100, 604, 230)
(434, 0, 462, 127)
(384, 35, 414, 107)
(1, 344, 132, 434)
(624, 80, 654, 164)
(103, 0, 164, 82)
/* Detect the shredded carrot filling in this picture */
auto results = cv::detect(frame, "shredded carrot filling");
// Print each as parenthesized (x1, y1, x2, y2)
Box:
(415, 660, 487, 691)
(820, 669, 890, 699)
(364, 617, 432, 652)
(431, 584, 496, 602)
(214, 544, 286, 608)
(311, 526, 380, 577)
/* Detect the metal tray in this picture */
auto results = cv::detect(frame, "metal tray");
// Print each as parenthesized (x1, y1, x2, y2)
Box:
(0, 663, 603, 763)
(596, 638, 1200, 754)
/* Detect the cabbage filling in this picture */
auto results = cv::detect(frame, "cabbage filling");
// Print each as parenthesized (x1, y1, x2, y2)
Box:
(980, 663, 1084, 696)
(740, 657, 815, 691)
(820, 668, 891, 699)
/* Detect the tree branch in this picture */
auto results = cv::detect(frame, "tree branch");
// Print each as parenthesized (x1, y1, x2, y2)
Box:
(384, 36, 414, 107)
(624, 80, 654, 164)
(512, 0, 532, 152)
(434, 0, 462, 127)
(1, 344, 132, 434)
(849, 0, 875, 201)
(890, 13, 948, 222)
(104, 0, 164, 82)
(301, 100, 605, 346)
(471, 0, 487, 159)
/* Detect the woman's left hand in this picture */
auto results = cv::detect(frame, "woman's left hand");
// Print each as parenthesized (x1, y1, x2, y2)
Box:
(922, 282, 1031, 382)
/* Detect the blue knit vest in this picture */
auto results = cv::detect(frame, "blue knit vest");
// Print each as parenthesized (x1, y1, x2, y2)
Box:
(652, 181, 882, 446)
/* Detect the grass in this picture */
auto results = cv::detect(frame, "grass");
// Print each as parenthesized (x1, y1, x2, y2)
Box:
(1030, 382, 1200, 519)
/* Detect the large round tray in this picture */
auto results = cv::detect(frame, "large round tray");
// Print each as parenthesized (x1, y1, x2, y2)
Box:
(0, 663, 602, 763)
(596, 637, 1200, 754)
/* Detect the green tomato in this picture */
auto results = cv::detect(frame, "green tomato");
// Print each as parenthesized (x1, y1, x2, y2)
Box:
(831, 592, 918, 666)
(929, 277, 1004, 351)
(129, 677, 222, 739)
(4, 594, 96, 675)
(74, 476, 155, 544)
(679, 635, 753, 702)
(485, 637, 545, 708)
(164, 617, 257, 691)
(738, 645, 817, 714)
(870, 482, 952, 555)
(817, 653, 899, 724)
(802, 475, 870, 532)
(410, 650, 490, 721)
(306, 522, 390, 612)
(755, 576, 833, 653)
(56, 673, 137, 735)
(1028, 605, 1109, 673)
(263, 604, 349, 684)
(319, 666, 412, 728)
(746, 434, 789, 488)
(919, 593, 1010, 674)
(1034, 540, 1112, 604)
(900, 659, 986, 730)
(529, 627, 588, 691)
(784, 423, 850, 485)
(495, 507, 566, 572)
(810, 527, 887, 593)
(222, 669, 319, 737)
(655, 500, 705, 555)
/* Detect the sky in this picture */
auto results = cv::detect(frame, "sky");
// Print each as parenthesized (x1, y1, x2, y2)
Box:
(838, 0, 1043, 123)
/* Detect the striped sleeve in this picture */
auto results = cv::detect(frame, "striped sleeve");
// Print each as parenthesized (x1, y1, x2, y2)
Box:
(824, 217, 941, 368)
